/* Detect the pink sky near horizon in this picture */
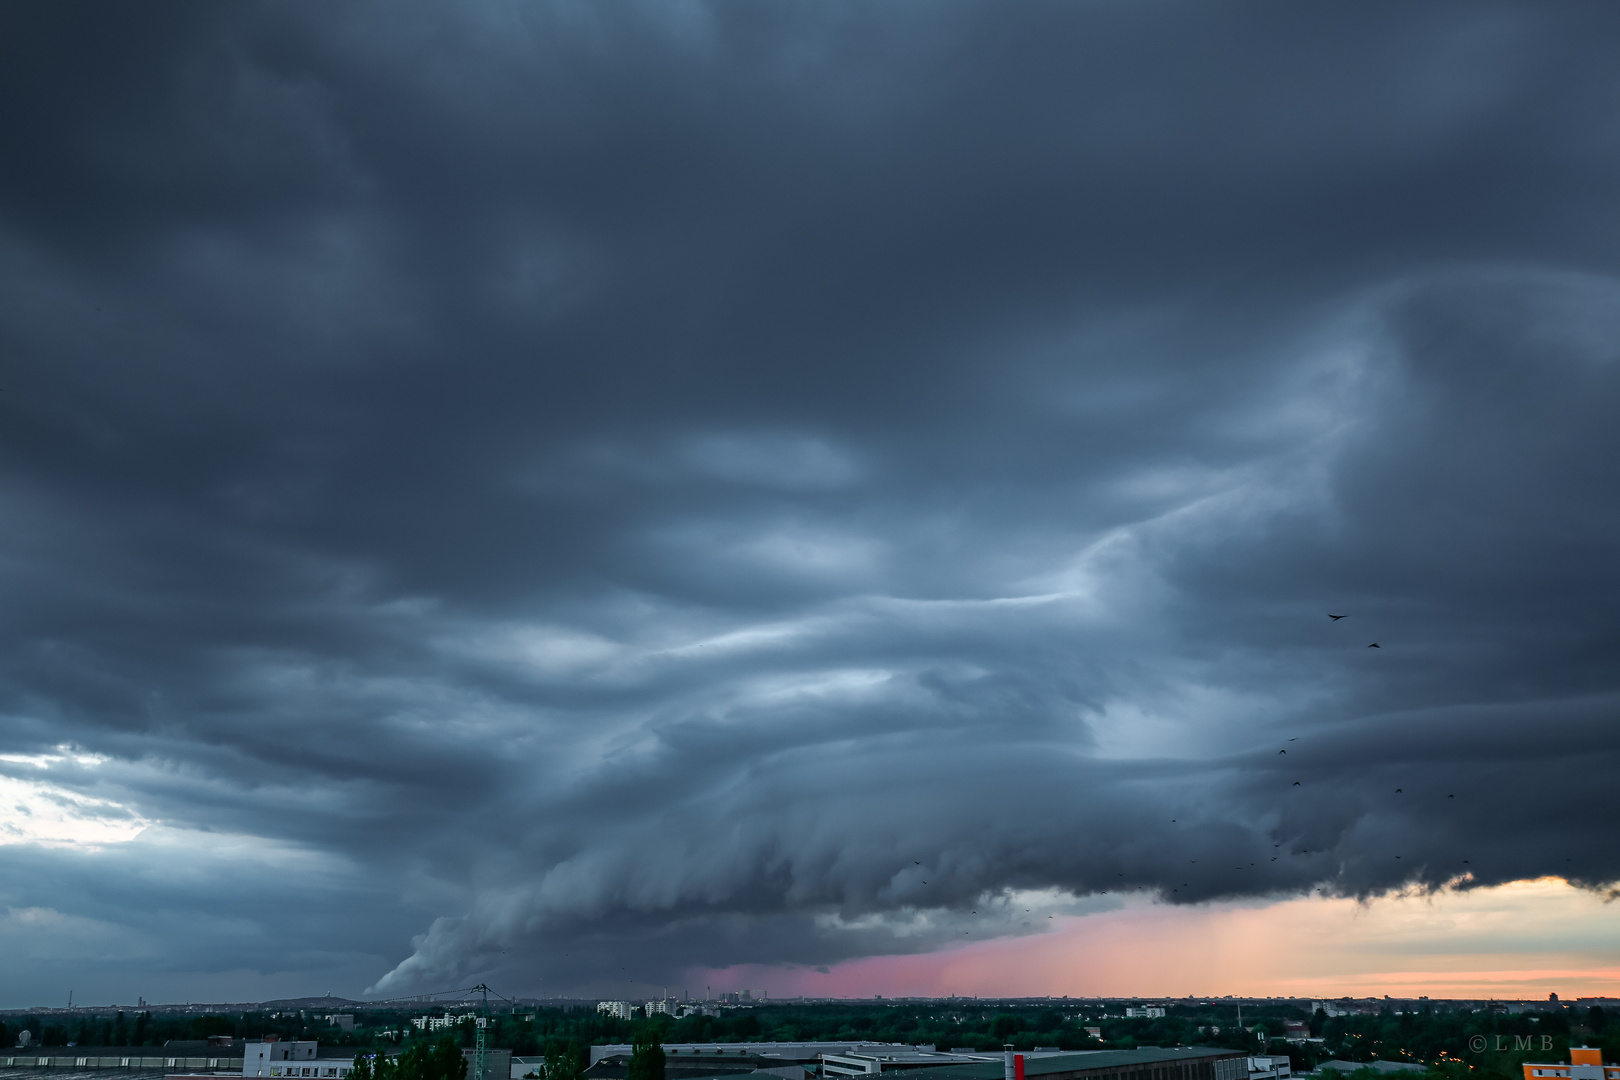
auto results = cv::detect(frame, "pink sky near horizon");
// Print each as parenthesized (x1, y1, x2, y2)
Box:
(690, 878, 1620, 1001)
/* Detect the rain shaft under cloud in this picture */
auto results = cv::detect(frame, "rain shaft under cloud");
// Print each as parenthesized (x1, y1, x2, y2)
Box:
(1, 0, 1619, 1004)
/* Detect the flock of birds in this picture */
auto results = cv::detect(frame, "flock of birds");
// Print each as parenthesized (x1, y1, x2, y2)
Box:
(1167, 612, 1440, 894)
(895, 610, 1512, 936)
(1172, 612, 1499, 895)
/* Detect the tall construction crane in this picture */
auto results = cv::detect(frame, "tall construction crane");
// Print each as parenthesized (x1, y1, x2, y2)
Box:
(470, 984, 493, 1080)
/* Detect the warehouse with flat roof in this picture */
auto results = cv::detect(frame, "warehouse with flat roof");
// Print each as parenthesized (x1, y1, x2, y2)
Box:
(890, 1047, 1247, 1080)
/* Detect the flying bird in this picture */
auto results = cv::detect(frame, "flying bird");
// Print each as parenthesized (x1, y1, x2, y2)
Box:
(1293, 781, 1301, 786)
(1368, 642, 1380, 648)
(1328, 614, 1346, 620)
(1279, 749, 1287, 754)
(1396, 788, 1403, 793)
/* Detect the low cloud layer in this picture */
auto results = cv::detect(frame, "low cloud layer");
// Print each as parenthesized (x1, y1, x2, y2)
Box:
(2, 1, 1619, 1005)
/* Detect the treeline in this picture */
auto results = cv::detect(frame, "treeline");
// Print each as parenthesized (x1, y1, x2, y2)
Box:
(457, 1000, 1620, 1078)
(1300, 1004, 1618, 1080)
(4, 999, 1615, 1080)
(350, 1037, 466, 1080)
(519, 1004, 1108, 1054)
(0, 1011, 234, 1049)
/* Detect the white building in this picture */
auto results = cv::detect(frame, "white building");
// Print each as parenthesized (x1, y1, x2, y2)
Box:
(644, 1001, 680, 1016)
(412, 1015, 471, 1032)
(1126, 1007, 1167, 1019)
(596, 1002, 637, 1020)
(820, 1050, 1008, 1076)
(1248, 1057, 1292, 1080)
(243, 1041, 354, 1080)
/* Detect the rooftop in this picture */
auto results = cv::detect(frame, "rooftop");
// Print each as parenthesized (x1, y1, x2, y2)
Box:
(878, 1047, 1244, 1080)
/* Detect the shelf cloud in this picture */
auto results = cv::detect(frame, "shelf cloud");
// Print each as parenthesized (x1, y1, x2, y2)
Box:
(1, 0, 1618, 1004)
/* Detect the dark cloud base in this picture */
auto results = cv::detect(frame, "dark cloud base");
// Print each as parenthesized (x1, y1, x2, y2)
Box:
(2, 0, 1619, 1005)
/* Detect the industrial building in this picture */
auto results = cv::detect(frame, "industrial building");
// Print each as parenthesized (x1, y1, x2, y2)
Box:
(242, 1039, 508, 1080)
(1245, 1057, 1290, 1080)
(0, 1041, 246, 1074)
(821, 1050, 998, 1076)
(1522, 1047, 1620, 1080)
(573, 1044, 1245, 1080)
(887, 1047, 1248, 1080)
(243, 1039, 356, 1078)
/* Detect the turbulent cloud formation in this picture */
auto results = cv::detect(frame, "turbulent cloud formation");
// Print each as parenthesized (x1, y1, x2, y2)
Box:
(2, 1, 1619, 1005)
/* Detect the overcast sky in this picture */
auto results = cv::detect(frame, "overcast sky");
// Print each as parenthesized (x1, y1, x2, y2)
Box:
(3, 1, 1619, 1008)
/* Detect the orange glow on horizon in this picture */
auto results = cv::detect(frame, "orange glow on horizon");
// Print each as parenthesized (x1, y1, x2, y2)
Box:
(691, 878, 1620, 1000)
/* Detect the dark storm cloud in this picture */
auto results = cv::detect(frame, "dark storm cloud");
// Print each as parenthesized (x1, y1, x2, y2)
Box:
(2, 0, 1619, 1004)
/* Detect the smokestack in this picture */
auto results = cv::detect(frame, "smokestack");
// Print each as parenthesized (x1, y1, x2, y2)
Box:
(1004, 1047, 1015, 1080)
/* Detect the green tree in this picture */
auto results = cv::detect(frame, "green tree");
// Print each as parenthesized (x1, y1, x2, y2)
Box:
(395, 1036, 466, 1080)
(991, 1015, 1025, 1040)
(626, 1033, 665, 1080)
(544, 1037, 588, 1080)
(543, 1043, 577, 1080)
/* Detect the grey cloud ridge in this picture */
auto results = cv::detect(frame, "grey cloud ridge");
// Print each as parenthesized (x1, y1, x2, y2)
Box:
(1, 0, 1619, 1003)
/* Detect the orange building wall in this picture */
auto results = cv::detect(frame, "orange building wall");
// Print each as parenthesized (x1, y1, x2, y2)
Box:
(1521, 1047, 1616, 1080)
